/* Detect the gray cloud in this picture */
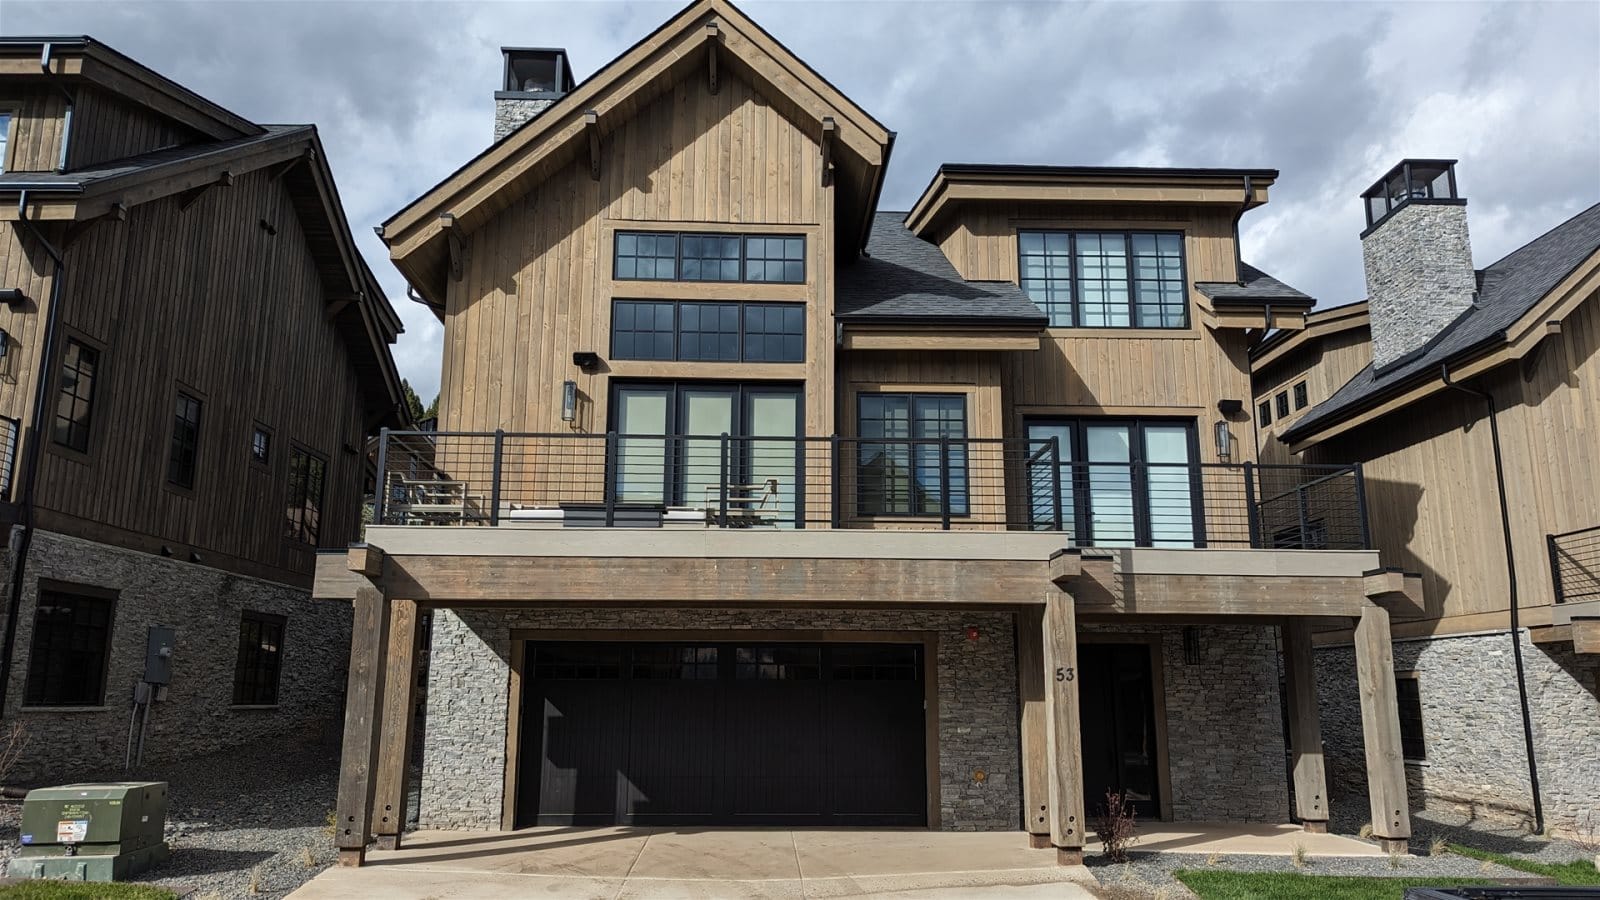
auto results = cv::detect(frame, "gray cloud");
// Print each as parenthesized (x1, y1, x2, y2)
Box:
(8, 0, 1596, 403)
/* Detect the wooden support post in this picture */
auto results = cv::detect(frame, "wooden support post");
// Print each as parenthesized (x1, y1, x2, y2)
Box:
(820, 117, 836, 188)
(1041, 590, 1085, 865)
(1017, 605, 1050, 849)
(373, 598, 421, 851)
(706, 22, 720, 95)
(334, 582, 391, 867)
(585, 111, 601, 181)
(440, 214, 464, 282)
(1282, 619, 1329, 832)
(1354, 605, 1410, 853)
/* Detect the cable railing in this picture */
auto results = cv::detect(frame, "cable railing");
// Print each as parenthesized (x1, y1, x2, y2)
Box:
(371, 428, 1369, 549)
(1548, 524, 1600, 604)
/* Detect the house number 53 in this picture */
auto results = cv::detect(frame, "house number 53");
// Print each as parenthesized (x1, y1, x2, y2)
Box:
(1055, 667, 1075, 682)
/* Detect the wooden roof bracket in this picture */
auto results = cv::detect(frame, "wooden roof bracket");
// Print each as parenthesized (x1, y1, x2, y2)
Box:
(706, 21, 720, 95)
(62, 200, 127, 248)
(177, 170, 235, 212)
(268, 147, 315, 182)
(326, 289, 364, 322)
(440, 212, 464, 281)
(585, 110, 601, 182)
(820, 117, 836, 188)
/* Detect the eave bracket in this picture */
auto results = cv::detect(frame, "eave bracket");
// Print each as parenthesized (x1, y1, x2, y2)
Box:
(585, 110, 601, 182)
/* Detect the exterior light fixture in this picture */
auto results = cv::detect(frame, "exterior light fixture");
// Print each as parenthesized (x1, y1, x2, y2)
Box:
(965, 625, 980, 642)
(561, 380, 578, 422)
(1214, 420, 1233, 463)
(0, 329, 13, 383)
(572, 351, 600, 372)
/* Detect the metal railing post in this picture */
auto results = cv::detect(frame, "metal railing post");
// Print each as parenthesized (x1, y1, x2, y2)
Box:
(719, 433, 730, 528)
(1243, 461, 1260, 548)
(603, 431, 618, 527)
(1353, 463, 1372, 550)
(938, 437, 952, 530)
(489, 429, 504, 526)
(1547, 533, 1564, 605)
(830, 435, 842, 529)
(1049, 437, 1064, 532)
(793, 437, 806, 529)
(373, 427, 390, 526)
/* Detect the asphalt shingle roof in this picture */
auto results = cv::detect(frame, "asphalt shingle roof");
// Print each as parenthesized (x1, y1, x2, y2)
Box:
(836, 212, 1047, 324)
(1196, 263, 1314, 306)
(0, 126, 308, 192)
(1284, 201, 1600, 440)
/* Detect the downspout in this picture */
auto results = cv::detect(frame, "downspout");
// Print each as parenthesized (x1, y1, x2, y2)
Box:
(1232, 175, 1253, 285)
(1440, 362, 1544, 834)
(41, 43, 75, 173)
(0, 192, 70, 716)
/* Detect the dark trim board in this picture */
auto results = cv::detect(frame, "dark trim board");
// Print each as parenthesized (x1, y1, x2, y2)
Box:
(503, 628, 940, 830)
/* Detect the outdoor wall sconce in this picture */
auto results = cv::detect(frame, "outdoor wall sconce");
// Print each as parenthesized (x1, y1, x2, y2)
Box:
(561, 380, 578, 422)
(964, 625, 980, 642)
(572, 351, 601, 372)
(1214, 420, 1233, 463)
(0, 288, 25, 308)
(0, 329, 14, 383)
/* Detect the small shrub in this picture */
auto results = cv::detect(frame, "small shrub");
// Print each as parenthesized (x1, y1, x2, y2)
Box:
(1389, 849, 1404, 870)
(1291, 842, 1308, 868)
(0, 720, 29, 785)
(1093, 789, 1139, 864)
(300, 845, 317, 868)
(1205, 851, 1222, 867)
(323, 808, 337, 839)
(1430, 836, 1449, 857)
(1358, 822, 1374, 839)
(248, 866, 263, 894)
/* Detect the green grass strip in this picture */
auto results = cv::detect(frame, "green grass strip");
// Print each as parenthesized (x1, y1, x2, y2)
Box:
(1446, 842, 1600, 886)
(1174, 869, 1496, 900)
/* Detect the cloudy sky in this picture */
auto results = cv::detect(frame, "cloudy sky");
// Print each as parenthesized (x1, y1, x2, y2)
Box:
(8, 0, 1598, 402)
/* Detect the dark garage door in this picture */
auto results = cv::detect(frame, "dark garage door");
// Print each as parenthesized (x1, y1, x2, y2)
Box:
(517, 641, 927, 827)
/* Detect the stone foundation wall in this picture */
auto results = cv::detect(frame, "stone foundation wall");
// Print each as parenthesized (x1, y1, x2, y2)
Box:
(0, 530, 349, 782)
(1317, 630, 1600, 836)
(419, 607, 1019, 831)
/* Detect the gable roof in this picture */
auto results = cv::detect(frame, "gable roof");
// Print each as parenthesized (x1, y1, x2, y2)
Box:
(1282, 202, 1600, 445)
(1250, 300, 1370, 372)
(382, 0, 894, 310)
(1196, 263, 1314, 307)
(836, 212, 1045, 324)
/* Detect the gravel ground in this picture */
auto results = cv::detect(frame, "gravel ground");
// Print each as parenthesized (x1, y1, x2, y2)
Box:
(0, 740, 344, 899)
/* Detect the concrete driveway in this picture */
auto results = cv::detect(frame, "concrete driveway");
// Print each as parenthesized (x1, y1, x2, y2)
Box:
(288, 827, 1098, 899)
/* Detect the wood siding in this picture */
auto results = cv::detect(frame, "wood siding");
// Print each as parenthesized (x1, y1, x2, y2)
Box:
(24, 166, 371, 585)
(1, 87, 69, 173)
(65, 86, 199, 169)
(1256, 329, 1371, 465)
(0, 224, 57, 434)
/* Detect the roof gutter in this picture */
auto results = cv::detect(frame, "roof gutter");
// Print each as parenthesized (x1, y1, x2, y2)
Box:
(1438, 362, 1544, 836)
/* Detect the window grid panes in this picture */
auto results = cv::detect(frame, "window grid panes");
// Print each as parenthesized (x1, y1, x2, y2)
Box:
(285, 448, 327, 545)
(1275, 392, 1290, 418)
(233, 612, 284, 705)
(1257, 401, 1272, 426)
(830, 644, 921, 681)
(611, 300, 804, 363)
(613, 231, 805, 284)
(251, 427, 272, 465)
(532, 645, 624, 680)
(735, 645, 820, 680)
(632, 645, 719, 680)
(53, 339, 99, 452)
(167, 391, 202, 488)
(24, 589, 113, 707)
(1018, 230, 1188, 329)
(857, 393, 969, 517)
(1293, 382, 1309, 410)
(1025, 418, 1200, 548)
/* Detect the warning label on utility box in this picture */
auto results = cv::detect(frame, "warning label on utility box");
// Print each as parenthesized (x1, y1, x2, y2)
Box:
(56, 820, 88, 843)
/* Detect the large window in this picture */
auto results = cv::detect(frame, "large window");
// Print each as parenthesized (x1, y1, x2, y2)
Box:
(614, 231, 806, 284)
(0, 111, 12, 174)
(53, 338, 99, 452)
(24, 587, 114, 707)
(233, 611, 285, 705)
(285, 447, 327, 545)
(1396, 675, 1426, 761)
(1025, 418, 1200, 546)
(610, 300, 804, 363)
(167, 391, 203, 488)
(1018, 231, 1188, 328)
(856, 393, 968, 517)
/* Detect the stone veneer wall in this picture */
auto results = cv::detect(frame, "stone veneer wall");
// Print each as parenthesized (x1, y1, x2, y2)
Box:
(1317, 630, 1600, 836)
(0, 530, 349, 782)
(1361, 201, 1477, 369)
(493, 97, 557, 142)
(419, 607, 1020, 831)
(1083, 623, 1288, 823)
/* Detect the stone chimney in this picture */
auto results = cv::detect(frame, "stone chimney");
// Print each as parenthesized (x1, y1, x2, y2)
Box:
(1360, 159, 1476, 369)
(495, 47, 575, 143)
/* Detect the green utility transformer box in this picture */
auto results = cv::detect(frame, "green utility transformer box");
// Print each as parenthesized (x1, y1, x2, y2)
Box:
(7, 782, 169, 881)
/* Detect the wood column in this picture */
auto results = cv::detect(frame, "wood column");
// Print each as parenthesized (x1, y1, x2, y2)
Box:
(1282, 619, 1328, 832)
(1041, 590, 1085, 865)
(373, 598, 421, 851)
(1017, 605, 1051, 848)
(334, 581, 391, 867)
(1354, 605, 1411, 853)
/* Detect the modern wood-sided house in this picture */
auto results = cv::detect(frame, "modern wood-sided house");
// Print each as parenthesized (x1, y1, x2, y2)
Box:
(0, 37, 407, 778)
(317, 0, 1425, 866)
(1252, 162, 1600, 836)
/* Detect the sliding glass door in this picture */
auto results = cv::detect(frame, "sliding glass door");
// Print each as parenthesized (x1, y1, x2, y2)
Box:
(1027, 418, 1201, 547)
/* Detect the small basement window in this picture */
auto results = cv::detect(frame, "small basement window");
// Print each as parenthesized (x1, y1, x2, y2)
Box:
(1396, 674, 1426, 761)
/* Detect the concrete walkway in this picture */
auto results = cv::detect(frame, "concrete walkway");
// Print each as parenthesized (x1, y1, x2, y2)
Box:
(288, 828, 1099, 899)
(1087, 822, 1386, 857)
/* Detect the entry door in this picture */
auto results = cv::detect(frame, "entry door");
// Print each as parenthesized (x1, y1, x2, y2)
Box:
(1077, 643, 1161, 818)
(1026, 418, 1202, 547)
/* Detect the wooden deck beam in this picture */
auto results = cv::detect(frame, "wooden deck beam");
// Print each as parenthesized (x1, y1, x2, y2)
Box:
(1282, 619, 1329, 831)
(1042, 591, 1085, 865)
(373, 597, 422, 851)
(334, 582, 391, 867)
(1017, 604, 1050, 848)
(1353, 605, 1410, 852)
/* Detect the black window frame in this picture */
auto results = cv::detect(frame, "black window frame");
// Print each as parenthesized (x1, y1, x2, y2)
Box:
(0, 109, 12, 175)
(23, 583, 116, 708)
(232, 610, 286, 706)
(1257, 400, 1272, 427)
(250, 423, 273, 468)
(285, 445, 328, 546)
(1293, 381, 1309, 410)
(1396, 674, 1426, 761)
(855, 392, 970, 518)
(166, 389, 203, 489)
(53, 337, 101, 454)
(613, 231, 807, 284)
(1275, 391, 1290, 419)
(610, 300, 805, 363)
(1017, 229, 1190, 329)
